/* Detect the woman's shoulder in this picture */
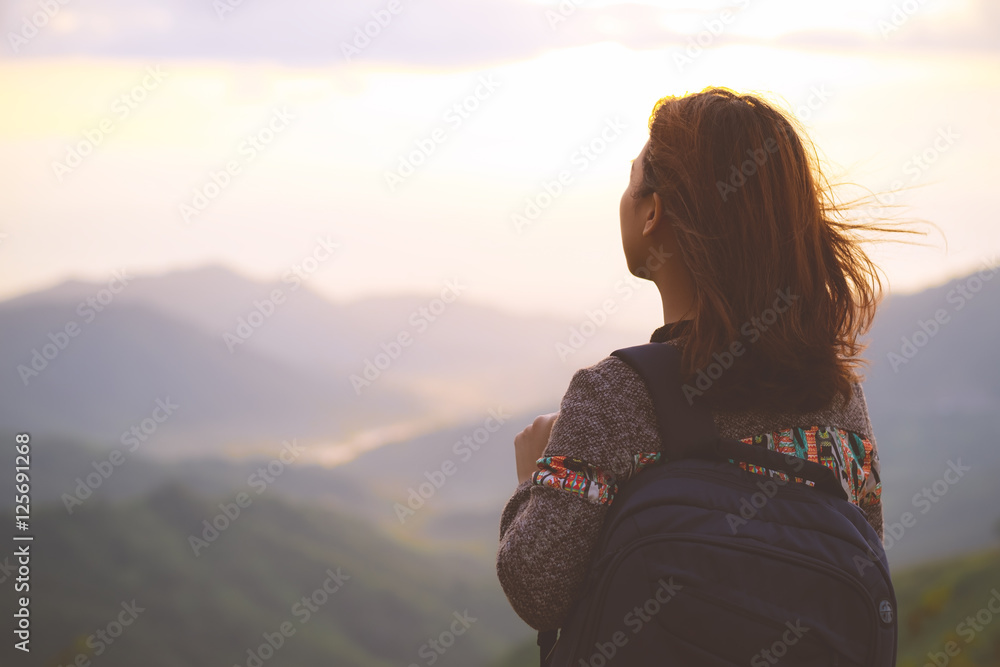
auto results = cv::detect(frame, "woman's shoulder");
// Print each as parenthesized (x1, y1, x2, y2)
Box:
(708, 380, 875, 442)
(561, 353, 658, 416)
(585, 348, 875, 443)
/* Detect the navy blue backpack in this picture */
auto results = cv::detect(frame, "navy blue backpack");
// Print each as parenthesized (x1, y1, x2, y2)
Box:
(539, 342, 896, 666)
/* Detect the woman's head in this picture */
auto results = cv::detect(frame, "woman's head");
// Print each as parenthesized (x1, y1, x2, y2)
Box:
(621, 87, 894, 413)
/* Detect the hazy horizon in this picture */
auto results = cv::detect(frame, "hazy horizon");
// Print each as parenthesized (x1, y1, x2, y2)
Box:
(2, 0, 998, 331)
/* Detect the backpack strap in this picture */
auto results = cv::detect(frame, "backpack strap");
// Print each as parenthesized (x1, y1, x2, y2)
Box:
(610, 342, 848, 501)
(611, 342, 717, 459)
(538, 629, 558, 667)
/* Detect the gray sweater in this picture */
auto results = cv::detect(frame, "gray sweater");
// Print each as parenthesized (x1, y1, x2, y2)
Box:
(496, 339, 883, 631)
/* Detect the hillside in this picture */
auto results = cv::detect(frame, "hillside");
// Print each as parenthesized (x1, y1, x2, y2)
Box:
(2, 264, 998, 565)
(0, 484, 532, 667)
(893, 547, 1000, 666)
(0, 265, 637, 458)
(0, 263, 997, 664)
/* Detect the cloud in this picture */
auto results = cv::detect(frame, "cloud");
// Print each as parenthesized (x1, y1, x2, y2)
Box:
(1, 0, 997, 65)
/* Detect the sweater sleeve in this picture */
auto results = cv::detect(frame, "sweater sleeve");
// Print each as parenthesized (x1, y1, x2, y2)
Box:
(852, 383, 885, 541)
(496, 357, 661, 631)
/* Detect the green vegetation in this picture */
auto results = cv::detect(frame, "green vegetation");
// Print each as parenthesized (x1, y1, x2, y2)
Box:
(2, 482, 998, 666)
(0, 485, 531, 667)
(894, 547, 1000, 666)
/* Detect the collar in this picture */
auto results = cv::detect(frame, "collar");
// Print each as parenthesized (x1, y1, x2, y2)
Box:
(650, 319, 693, 343)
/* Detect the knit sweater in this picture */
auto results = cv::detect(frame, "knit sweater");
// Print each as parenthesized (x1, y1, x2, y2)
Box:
(496, 323, 884, 631)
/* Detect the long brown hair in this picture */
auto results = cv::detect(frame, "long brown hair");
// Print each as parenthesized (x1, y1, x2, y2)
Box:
(636, 87, 922, 413)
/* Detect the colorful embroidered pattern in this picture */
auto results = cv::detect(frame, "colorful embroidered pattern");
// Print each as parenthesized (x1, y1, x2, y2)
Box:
(531, 426, 881, 509)
(733, 426, 881, 508)
(532, 456, 618, 505)
(631, 452, 662, 476)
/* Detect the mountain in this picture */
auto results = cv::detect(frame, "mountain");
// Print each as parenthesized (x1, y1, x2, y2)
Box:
(1, 263, 998, 564)
(0, 483, 533, 667)
(858, 266, 1000, 565)
(0, 265, 640, 458)
(863, 266, 1000, 416)
(337, 264, 1000, 566)
(4, 470, 996, 667)
(0, 433, 386, 521)
(0, 301, 414, 458)
(1, 263, 998, 666)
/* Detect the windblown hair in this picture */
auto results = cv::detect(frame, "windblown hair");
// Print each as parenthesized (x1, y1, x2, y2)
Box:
(636, 87, 921, 413)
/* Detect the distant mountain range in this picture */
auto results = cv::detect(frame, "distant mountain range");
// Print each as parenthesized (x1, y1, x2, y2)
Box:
(0, 265, 637, 459)
(1, 263, 998, 665)
(1, 475, 996, 667)
(0, 485, 532, 667)
(1, 263, 998, 567)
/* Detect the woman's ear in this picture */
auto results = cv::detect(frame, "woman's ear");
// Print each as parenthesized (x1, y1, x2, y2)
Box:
(641, 192, 664, 237)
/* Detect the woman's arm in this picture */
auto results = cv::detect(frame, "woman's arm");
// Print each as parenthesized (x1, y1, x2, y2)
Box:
(496, 356, 661, 630)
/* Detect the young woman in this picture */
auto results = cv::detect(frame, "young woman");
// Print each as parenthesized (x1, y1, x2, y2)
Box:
(497, 87, 892, 632)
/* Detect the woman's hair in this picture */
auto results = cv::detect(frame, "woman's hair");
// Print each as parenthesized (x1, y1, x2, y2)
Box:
(635, 87, 923, 413)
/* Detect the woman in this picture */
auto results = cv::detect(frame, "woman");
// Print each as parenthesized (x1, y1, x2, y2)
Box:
(497, 87, 896, 633)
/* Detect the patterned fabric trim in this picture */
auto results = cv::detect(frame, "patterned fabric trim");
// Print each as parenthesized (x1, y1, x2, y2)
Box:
(532, 426, 881, 509)
(733, 426, 881, 507)
(630, 452, 662, 477)
(531, 456, 618, 506)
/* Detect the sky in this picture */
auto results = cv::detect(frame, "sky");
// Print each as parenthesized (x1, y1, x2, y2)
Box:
(1, 0, 998, 332)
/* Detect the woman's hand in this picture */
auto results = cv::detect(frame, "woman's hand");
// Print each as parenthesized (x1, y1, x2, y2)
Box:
(514, 412, 560, 485)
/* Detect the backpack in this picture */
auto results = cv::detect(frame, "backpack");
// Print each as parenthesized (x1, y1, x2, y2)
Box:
(538, 342, 897, 666)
